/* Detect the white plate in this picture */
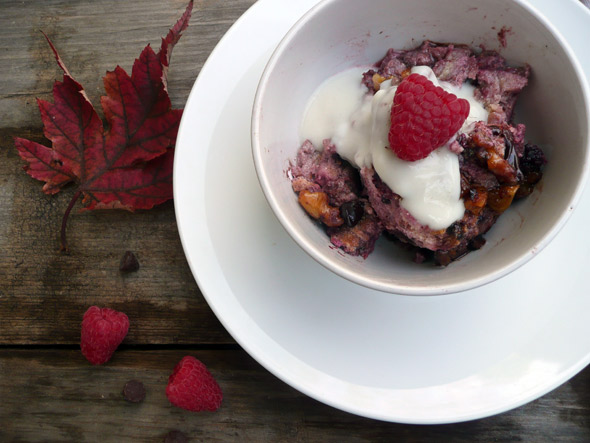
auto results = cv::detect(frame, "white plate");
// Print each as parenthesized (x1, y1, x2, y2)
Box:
(174, 0, 590, 424)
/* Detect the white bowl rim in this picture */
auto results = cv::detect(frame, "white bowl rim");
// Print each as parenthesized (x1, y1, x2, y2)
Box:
(251, 0, 590, 296)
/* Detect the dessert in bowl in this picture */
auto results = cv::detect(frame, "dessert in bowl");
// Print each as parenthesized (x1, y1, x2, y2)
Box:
(251, 0, 590, 295)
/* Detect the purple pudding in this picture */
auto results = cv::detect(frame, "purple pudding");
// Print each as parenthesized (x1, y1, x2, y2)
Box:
(289, 41, 545, 266)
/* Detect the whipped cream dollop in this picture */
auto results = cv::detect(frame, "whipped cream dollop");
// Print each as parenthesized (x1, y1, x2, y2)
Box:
(300, 66, 489, 230)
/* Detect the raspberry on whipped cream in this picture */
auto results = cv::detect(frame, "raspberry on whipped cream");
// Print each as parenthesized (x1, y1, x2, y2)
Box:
(291, 40, 545, 266)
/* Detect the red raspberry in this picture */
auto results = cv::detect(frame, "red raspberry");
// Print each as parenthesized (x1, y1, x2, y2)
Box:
(389, 73, 470, 161)
(166, 356, 222, 412)
(80, 306, 129, 365)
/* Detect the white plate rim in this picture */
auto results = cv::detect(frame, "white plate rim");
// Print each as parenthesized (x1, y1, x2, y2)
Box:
(174, 0, 590, 424)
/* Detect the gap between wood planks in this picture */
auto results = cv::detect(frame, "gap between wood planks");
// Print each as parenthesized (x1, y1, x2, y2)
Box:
(0, 343, 242, 350)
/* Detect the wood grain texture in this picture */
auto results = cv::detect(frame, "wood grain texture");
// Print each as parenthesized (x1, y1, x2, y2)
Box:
(1, 349, 590, 442)
(0, 0, 255, 126)
(0, 0, 257, 345)
(1, 128, 232, 345)
(1, 0, 590, 440)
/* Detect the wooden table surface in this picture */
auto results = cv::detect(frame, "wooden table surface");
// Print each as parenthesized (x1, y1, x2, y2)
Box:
(1, 0, 590, 441)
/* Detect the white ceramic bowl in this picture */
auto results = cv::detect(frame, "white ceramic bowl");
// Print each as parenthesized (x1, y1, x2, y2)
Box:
(251, 0, 590, 295)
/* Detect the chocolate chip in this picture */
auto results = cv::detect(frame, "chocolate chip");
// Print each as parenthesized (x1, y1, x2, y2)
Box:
(122, 380, 146, 403)
(164, 430, 188, 443)
(339, 200, 364, 227)
(119, 251, 139, 272)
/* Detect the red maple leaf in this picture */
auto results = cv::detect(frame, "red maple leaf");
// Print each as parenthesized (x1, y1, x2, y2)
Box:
(14, 1, 193, 251)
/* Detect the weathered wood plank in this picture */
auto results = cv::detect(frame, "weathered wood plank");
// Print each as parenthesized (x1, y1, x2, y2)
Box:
(1, 349, 590, 442)
(2, 0, 590, 440)
(0, 0, 256, 345)
(0, 0, 257, 127)
(0, 126, 234, 345)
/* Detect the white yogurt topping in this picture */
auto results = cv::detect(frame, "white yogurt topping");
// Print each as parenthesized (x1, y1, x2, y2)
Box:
(300, 66, 489, 230)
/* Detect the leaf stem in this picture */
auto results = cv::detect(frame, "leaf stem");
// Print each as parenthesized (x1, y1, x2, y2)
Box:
(61, 190, 81, 252)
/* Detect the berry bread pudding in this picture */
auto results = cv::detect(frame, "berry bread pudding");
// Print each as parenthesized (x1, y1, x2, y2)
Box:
(289, 41, 546, 266)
